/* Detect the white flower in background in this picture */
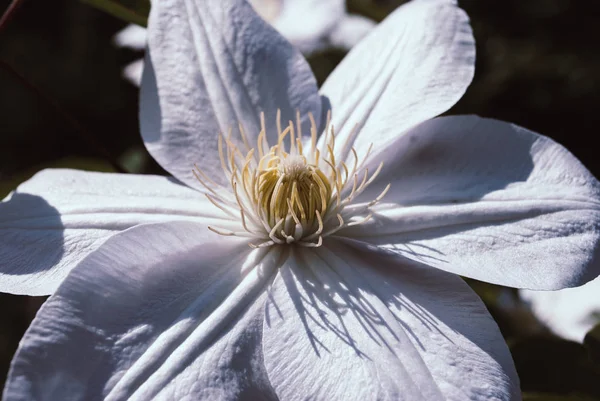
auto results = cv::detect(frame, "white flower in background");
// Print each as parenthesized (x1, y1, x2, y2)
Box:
(113, 24, 147, 85)
(520, 277, 600, 343)
(114, 0, 375, 85)
(2, 0, 600, 399)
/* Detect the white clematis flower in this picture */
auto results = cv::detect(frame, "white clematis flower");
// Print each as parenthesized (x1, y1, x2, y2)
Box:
(520, 277, 600, 343)
(114, 0, 375, 85)
(2, 0, 600, 399)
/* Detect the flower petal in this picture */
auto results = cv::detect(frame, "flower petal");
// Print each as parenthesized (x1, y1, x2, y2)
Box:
(520, 277, 600, 342)
(327, 14, 376, 52)
(271, 0, 345, 55)
(123, 59, 144, 86)
(0, 169, 231, 296)
(342, 115, 600, 290)
(262, 240, 519, 401)
(140, 0, 322, 188)
(113, 24, 147, 50)
(318, 0, 475, 163)
(4, 222, 280, 401)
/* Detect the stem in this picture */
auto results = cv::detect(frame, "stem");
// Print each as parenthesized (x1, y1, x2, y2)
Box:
(0, 0, 27, 35)
(80, 0, 148, 27)
(0, 60, 128, 173)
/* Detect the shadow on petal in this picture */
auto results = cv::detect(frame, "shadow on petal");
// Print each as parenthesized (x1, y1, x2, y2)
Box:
(263, 240, 518, 400)
(363, 116, 537, 206)
(0, 193, 64, 276)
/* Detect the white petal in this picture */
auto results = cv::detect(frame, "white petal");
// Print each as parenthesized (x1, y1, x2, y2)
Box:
(4, 222, 281, 401)
(271, 0, 344, 55)
(327, 14, 376, 52)
(123, 59, 144, 86)
(318, 0, 475, 163)
(262, 240, 519, 401)
(0, 169, 230, 296)
(140, 0, 322, 188)
(248, 0, 281, 23)
(342, 115, 600, 290)
(520, 277, 600, 342)
(113, 24, 147, 50)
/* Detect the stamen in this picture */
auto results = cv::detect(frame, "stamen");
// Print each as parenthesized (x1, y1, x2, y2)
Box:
(205, 194, 238, 218)
(347, 213, 372, 227)
(298, 235, 323, 247)
(192, 111, 390, 248)
(309, 112, 317, 157)
(276, 109, 282, 136)
(249, 239, 275, 248)
(269, 219, 286, 244)
(238, 122, 251, 152)
(295, 110, 302, 144)
(208, 226, 255, 238)
(303, 210, 324, 241)
(369, 183, 391, 207)
(322, 213, 345, 237)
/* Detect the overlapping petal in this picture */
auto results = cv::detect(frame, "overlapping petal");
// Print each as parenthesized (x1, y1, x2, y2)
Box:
(327, 14, 376, 52)
(140, 0, 323, 189)
(113, 24, 147, 50)
(3, 222, 280, 401)
(520, 277, 600, 342)
(114, 0, 373, 85)
(318, 0, 475, 164)
(340, 116, 600, 290)
(0, 169, 231, 295)
(262, 240, 519, 401)
(271, 0, 343, 54)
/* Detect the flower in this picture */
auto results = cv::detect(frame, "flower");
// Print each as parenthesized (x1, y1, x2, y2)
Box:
(114, 24, 147, 84)
(114, 0, 375, 85)
(520, 277, 600, 343)
(2, 0, 600, 399)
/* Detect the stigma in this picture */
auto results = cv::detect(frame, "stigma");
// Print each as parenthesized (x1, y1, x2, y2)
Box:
(193, 110, 390, 248)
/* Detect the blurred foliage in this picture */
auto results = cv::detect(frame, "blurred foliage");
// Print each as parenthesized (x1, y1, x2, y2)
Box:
(1, 0, 600, 398)
(80, 0, 149, 26)
(512, 336, 600, 398)
(523, 394, 600, 401)
(584, 323, 600, 370)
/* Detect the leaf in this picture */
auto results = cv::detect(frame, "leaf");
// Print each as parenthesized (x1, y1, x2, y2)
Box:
(79, 0, 150, 27)
(511, 336, 600, 399)
(118, 146, 151, 174)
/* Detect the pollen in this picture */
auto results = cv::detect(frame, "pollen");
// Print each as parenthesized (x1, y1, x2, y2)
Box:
(192, 110, 390, 248)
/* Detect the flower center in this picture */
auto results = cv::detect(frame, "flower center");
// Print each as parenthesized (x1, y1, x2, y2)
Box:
(257, 154, 331, 228)
(193, 110, 389, 248)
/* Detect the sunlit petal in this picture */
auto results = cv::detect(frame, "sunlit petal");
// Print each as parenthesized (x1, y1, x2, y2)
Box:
(0, 169, 231, 295)
(4, 222, 280, 401)
(340, 115, 600, 290)
(521, 277, 600, 342)
(262, 240, 518, 400)
(318, 0, 475, 164)
(140, 0, 322, 188)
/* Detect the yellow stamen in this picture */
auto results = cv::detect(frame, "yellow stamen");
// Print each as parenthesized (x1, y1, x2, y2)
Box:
(193, 110, 389, 247)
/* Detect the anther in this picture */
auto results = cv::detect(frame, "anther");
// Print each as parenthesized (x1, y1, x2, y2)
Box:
(192, 111, 389, 248)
